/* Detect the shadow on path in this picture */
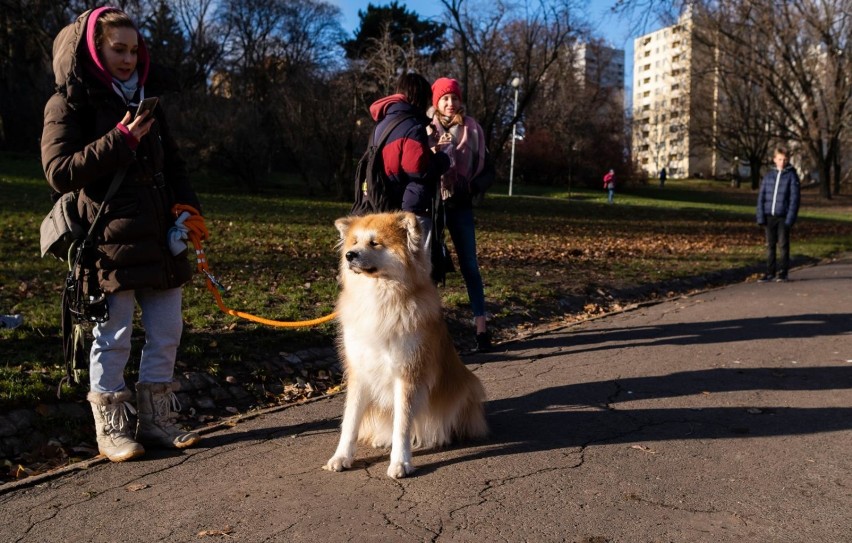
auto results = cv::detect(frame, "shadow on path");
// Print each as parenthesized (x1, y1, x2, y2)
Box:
(412, 365, 852, 474)
(479, 313, 852, 361)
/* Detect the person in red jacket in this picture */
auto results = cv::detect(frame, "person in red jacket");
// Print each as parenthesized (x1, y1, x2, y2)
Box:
(603, 169, 616, 203)
(368, 73, 451, 247)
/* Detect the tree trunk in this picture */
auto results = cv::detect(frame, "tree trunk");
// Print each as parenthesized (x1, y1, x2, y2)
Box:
(833, 152, 841, 196)
(749, 158, 762, 190)
(819, 162, 832, 199)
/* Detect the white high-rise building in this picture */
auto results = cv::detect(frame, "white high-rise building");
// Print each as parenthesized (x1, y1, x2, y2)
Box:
(632, 11, 721, 179)
(574, 41, 625, 119)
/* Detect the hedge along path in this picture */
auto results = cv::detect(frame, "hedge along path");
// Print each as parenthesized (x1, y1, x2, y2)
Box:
(173, 204, 337, 328)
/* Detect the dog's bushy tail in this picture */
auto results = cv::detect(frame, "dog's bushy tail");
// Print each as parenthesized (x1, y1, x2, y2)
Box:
(453, 377, 488, 441)
(413, 372, 488, 449)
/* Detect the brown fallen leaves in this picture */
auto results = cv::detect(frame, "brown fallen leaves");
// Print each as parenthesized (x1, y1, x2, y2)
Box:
(198, 525, 234, 538)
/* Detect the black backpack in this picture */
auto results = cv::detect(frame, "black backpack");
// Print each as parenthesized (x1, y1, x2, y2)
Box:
(350, 114, 414, 216)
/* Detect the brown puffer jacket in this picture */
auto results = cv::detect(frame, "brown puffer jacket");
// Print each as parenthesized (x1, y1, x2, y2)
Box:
(41, 8, 200, 295)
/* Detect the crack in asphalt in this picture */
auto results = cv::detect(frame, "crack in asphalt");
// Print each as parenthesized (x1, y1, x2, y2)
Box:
(624, 491, 750, 526)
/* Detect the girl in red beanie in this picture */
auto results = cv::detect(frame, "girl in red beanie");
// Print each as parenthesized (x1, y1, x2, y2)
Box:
(428, 78, 491, 352)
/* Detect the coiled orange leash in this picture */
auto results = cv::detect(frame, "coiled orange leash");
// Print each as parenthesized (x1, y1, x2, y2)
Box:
(172, 204, 337, 328)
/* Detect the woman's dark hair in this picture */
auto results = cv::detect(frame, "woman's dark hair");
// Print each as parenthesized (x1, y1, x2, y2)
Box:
(395, 72, 431, 113)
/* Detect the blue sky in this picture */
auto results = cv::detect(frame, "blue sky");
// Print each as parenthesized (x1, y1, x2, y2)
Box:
(331, 0, 643, 90)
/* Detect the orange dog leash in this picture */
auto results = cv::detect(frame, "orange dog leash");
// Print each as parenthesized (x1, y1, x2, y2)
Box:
(172, 204, 337, 328)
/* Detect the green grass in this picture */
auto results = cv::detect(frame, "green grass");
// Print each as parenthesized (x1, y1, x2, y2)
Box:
(2, 153, 851, 409)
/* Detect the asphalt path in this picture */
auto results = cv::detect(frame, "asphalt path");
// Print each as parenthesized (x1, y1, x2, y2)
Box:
(1, 257, 850, 543)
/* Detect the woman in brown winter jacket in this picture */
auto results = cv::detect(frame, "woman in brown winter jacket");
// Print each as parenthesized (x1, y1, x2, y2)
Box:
(41, 7, 202, 462)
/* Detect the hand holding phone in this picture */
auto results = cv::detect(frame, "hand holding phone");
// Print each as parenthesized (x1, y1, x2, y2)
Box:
(134, 97, 159, 119)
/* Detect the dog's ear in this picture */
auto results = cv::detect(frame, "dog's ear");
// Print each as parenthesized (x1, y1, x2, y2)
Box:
(398, 212, 421, 253)
(335, 217, 353, 239)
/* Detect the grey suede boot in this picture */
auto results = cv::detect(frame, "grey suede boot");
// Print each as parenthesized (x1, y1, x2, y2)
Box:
(135, 381, 200, 449)
(87, 390, 145, 462)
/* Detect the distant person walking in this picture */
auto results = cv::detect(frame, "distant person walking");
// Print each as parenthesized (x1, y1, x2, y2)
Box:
(659, 167, 666, 188)
(603, 169, 616, 203)
(756, 147, 800, 282)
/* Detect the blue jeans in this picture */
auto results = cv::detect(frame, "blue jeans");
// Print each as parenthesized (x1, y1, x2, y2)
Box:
(90, 288, 183, 393)
(607, 188, 615, 203)
(445, 206, 485, 317)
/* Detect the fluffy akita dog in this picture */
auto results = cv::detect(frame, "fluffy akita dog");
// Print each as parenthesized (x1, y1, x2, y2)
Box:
(325, 212, 488, 479)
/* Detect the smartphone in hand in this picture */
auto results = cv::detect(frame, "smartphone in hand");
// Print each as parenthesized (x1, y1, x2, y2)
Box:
(134, 97, 159, 119)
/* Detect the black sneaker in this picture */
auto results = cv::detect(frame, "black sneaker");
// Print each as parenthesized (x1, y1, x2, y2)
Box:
(474, 332, 492, 353)
(757, 274, 775, 283)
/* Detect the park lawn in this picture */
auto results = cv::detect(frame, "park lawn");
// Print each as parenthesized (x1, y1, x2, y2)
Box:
(2, 152, 851, 410)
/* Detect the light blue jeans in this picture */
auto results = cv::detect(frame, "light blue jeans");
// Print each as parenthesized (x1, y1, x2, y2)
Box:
(445, 206, 486, 317)
(90, 288, 183, 393)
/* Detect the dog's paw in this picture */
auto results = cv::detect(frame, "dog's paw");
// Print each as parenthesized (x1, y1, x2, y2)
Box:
(323, 455, 352, 472)
(387, 461, 416, 479)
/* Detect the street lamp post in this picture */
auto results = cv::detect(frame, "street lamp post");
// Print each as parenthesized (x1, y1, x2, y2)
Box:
(508, 77, 521, 196)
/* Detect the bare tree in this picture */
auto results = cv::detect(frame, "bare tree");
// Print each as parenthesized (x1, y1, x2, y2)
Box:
(438, 0, 584, 158)
(209, 0, 346, 190)
(172, 0, 225, 91)
(525, 38, 628, 186)
(713, 0, 852, 198)
(689, 4, 774, 189)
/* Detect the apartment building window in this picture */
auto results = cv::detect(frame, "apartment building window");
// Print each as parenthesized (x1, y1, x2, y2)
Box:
(640, 144, 649, 152)
(643, 37, 651, 46)
(642, 131, 650, 138)
(642, 104, 650, 111)
(671, 97, 680, 107)
(671, 83, 680, 91)
(642, 157, 649, 165)
(673, 40, 681, 48)
(672, 54, 681, 63)
(644, 50, 650, 57)
(669, 154, 679, 162)
(671, 68, 681, 77)
(643, 64, 651, 71)
(642, 91, 650, 98)
(643, 77, 650, 85)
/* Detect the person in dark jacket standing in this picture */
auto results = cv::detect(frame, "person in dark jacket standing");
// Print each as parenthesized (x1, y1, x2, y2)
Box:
(756, 147, 800, 282)
(368, 73, 451, 247)
(41, 7, 202, 462)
